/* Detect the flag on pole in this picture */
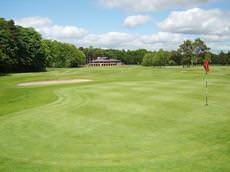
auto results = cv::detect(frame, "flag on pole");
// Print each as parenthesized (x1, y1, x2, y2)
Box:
(203, 59, 209, 73)
(203, 59, 209, 106)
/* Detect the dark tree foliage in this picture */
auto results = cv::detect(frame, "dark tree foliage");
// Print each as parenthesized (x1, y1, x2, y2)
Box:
(193, 38, 210, 64)
(211, 51, 230, 65)
(142, 50, 171, 67)
(178, 38, 210, 67)
(0, 18, 46, 73)
(169, 51, 182, 65)
(178, 40, 194, 67)
(42, 40, 86, 68)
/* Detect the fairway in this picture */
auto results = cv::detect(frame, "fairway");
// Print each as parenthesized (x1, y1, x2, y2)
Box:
(0, 66, 230, 172)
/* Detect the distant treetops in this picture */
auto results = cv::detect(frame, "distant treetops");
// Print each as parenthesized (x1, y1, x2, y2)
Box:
(1, 18, 229, 73)
(142, 39, 226, 67)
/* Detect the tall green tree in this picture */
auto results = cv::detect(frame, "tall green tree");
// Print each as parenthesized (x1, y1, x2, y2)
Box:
(142, 53, 154, 66)
(142, 50, 169, 67)
(193, 38, 210, 64)
(42, 40, 85, 68)
(177, 40, 194, 67)
(168, 51, 181, 65)
(0, 18, 46, 72)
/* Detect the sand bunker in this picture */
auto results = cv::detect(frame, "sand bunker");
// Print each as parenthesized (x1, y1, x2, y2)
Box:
(17, 79, 92, 87)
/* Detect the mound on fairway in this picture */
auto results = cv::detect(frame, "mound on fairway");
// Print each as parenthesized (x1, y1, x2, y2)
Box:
(0, 66, 229, 172)
(17, 79, 92, 87)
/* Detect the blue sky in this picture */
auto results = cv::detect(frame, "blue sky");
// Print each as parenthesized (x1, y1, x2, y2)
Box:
(1, 0, 230, 52)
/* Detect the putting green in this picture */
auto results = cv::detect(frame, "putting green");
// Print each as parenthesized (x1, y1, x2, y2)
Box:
(0, 66, 229, 171)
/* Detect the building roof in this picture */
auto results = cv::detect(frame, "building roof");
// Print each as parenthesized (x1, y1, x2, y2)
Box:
(92, 57, 121, 63)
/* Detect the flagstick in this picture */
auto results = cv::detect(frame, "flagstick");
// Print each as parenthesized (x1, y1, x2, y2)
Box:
(205, 71, 208, 106)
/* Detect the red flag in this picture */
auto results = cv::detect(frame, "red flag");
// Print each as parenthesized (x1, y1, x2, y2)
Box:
(203, 60, 209, 73)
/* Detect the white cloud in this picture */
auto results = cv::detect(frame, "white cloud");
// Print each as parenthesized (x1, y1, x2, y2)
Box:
(15, 17, 52, 27)
(158, 8, 230, 35)
(99, 0, 215, 12)
(157, 8, 230, 52)
(123, 15, 151, 28)
(78, 31, 186, 50)
(37, 25, 88, 40)
(141, 32, 185, 44)
(15, 16, 230, 52)
(203, 34, 230, 42)
(81, 32, 134, 47)
(15, 17, 88, 40)
(15, 17, 184, 50)
(207, 42, 230, 52)
(203, 34, 230, 52)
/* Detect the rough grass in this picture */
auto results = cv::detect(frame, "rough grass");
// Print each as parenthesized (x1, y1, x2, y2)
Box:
(0, 66, 230, 172)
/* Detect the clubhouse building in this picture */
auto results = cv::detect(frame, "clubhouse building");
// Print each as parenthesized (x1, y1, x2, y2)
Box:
(88, 57, 123, 67)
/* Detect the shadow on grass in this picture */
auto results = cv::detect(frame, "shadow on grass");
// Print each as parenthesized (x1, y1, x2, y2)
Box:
(0, 69, 48, 77)
(0, 73, 10, 77)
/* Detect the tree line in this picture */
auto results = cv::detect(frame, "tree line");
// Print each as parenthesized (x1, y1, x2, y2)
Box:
(1, 18, 230, 73)
(80, 40, 230, 67)
(0, 18, 85, 73)
(42, 40, 85, 68)
(142, 39, 230, 67)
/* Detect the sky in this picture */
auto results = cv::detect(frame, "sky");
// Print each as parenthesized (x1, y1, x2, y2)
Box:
(1, 0, 230, 52)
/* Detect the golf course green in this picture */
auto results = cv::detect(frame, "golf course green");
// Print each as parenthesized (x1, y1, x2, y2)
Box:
(0, 66, 229, 172)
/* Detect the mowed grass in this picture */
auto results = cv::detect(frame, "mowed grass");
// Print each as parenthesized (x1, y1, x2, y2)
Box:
(0, 66, 230, 172)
